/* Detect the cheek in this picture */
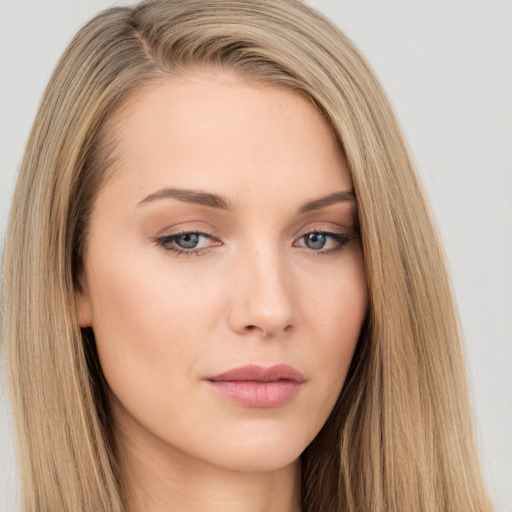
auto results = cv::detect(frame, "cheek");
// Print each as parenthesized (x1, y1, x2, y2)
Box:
(84, 249, 223, 411)
(302, 249, 367, 341)
(300, 254, 367, 412)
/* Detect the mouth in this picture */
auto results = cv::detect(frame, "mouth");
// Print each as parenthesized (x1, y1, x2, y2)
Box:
(204, 364, 305, 408)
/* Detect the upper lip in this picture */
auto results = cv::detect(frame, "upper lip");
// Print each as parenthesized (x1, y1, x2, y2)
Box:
(206, 364, 305, 383)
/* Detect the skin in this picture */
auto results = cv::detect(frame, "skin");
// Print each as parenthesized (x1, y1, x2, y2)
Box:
(78, 70, 368, 512)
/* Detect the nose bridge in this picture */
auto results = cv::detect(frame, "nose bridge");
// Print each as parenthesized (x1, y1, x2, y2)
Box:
(229, 239, 297, 337)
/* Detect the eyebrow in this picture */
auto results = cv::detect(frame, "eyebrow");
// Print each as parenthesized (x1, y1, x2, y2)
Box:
(137, 187, 356, 213)
(298, 190, 356, 214)
(138, 188, 232, 210)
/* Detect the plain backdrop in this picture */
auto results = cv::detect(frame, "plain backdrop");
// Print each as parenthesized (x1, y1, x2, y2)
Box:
(1, 1, 511, 511)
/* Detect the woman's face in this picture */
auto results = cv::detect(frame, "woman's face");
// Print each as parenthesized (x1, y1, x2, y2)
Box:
(78, 70, 368, 473)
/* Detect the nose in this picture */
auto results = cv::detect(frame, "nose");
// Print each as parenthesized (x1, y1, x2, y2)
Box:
(228, 247, 298, 338)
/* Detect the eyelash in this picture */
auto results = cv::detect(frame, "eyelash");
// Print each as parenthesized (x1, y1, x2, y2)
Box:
(153, 230, 219, 257)
(296, 231, 357, 256)
(153, 228, 357, 257)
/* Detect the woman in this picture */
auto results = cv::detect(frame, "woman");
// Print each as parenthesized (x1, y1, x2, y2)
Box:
(1, 0, 495, 511)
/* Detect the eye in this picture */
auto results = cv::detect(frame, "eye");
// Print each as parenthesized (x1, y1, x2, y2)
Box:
(174, 233, 203, 249)
(294, 230, 353, 254)
(154, 231, 219, 256)
(304, 233, 329, 250)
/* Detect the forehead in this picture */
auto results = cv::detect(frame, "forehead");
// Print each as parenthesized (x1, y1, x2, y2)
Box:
(98, 70, 352, 209)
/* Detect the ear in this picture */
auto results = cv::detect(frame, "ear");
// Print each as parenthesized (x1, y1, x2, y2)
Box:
(76, 274, 93, 328)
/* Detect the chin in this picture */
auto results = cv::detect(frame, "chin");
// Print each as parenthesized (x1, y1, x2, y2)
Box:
(189, 421, 314, 473)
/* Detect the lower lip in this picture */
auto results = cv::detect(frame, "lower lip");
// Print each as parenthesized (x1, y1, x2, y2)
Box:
(205, 380, 303, 408)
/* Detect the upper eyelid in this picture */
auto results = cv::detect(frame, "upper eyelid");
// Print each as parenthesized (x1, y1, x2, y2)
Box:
(158, 227, 349, 239)
(156, 226, 219, 240)
(157, 221, 353, 238)
(158, 231, 218, 245)
(293, 231, 352, 246)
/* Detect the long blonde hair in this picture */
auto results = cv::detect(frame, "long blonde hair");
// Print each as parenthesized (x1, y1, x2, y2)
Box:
(1, 1, 494, 510)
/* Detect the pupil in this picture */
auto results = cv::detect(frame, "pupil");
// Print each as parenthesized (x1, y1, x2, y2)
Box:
(177, 233, 199, 249)
(306, 233, 326, 250)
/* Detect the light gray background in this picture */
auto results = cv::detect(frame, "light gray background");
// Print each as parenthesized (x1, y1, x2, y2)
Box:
(1, 1, 511, 511)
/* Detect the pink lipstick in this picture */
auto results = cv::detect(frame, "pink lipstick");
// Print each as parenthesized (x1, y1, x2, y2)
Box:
(204, 364, 305, 408)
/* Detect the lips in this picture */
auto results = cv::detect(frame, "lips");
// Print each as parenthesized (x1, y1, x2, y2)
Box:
(204, 364, 305, 408)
